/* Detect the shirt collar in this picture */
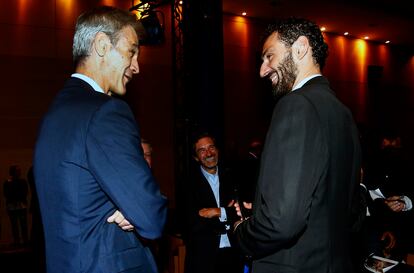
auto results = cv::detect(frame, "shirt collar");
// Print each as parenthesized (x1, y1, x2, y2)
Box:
(200, 165, 219, 181)
(71, 73, 105, 94)
(292, 74, 322, 91)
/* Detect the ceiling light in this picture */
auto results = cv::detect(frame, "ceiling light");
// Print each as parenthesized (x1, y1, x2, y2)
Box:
(364, 36, 369, 40)
(320, 27, 326, 32)
(179, 0, 183, 4)
(130, 1, 166, 45)
(344, 32, 349, 36)
(242, 12, 247, 16)
(385, 40, 390, 44)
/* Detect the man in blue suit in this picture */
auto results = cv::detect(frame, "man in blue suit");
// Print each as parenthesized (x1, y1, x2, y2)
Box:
(34, 6, 167, 273)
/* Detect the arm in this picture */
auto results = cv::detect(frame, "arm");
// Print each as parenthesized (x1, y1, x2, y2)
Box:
(199, 201, 235, 220)
(182, 177, 226, 241)
(235, 94, 326, 257)
(385, 195, 412, 212)
(86, 98, 167, 239)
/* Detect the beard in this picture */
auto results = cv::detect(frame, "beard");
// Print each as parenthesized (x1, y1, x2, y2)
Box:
(270, 50, 297, 99)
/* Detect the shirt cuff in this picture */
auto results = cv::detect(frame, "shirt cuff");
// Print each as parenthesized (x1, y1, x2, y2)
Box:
(219, 207, 227, 222)
(402, 196, 412, 211)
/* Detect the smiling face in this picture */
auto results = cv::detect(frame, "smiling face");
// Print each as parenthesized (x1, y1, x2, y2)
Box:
(105, 26, 139, 96)
(260, 32, 298, 98)
(194, 136, 219, 174)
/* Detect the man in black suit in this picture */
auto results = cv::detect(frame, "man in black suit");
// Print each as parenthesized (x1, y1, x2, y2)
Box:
(182, 132, 242, 273)
(234, 18, 361, 273)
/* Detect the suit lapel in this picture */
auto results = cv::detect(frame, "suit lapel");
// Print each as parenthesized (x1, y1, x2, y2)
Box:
(197, 170, 219, 207)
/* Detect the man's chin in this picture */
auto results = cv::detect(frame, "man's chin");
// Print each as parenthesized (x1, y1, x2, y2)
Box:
(109, 88, 127, 97)
(204, 163, 217, 170)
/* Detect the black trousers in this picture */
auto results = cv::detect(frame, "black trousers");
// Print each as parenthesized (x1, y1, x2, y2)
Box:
(214, 247, 243, 273)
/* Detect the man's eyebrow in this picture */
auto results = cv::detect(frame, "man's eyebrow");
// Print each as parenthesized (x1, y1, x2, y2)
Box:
(131, 43, 140, 55)
(261, 47, 271, 59)
(261, 50, 268, 60)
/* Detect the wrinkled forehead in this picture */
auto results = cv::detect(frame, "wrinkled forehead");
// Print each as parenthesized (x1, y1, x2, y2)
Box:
(120, 25, 139, 46)
(264, 32, 279, 45)
(261, 32, 287, 58)
(196, 136, 215, 148)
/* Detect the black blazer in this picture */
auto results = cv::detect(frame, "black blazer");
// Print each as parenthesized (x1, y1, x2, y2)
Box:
(235, 76, 361, 273)
(182, 164, 238, 273)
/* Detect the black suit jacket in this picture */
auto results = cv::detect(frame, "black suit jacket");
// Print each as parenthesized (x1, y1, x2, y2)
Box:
(182, 165, 238, 273)
(235, 76, 361, 273)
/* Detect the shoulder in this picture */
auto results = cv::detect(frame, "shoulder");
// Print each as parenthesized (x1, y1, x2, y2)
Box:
(189, 166, 204, 182)
(87, 97, 138, 137)
(51, 77, 111, 114)
(272, 91, 319, 122)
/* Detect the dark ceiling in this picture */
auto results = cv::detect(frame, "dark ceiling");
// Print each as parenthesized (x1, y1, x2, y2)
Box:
(222, 0, 414, 49)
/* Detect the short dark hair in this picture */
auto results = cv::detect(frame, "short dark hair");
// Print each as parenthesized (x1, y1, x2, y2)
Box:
(191, 132, 216, 156)
(73, 6, 143, 67)
(262, 17, 329, 70)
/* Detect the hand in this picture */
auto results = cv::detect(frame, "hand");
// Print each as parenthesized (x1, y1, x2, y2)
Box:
(107, 210, 134, 231)
(385, 196, 405, 212)
(234, 201, 252, 218)
(381, 231, 396, 257)
(242, 202, 252, 210)
(198, 208, 221, 218)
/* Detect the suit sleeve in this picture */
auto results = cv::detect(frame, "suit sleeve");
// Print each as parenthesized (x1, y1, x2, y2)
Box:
(235, 93, 327, 258)
(182, 179, 224, 241)
(86, 98, 167, 239)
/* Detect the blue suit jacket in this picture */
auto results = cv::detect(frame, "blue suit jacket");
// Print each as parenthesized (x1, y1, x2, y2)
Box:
(34, 77, 167, 273)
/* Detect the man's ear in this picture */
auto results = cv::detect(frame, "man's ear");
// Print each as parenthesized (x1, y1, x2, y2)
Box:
(292, 36, 309, 61)
(94, 32, 111, 57)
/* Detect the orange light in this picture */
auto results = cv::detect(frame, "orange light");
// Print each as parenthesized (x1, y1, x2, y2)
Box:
(364, 36, 369, 40)
(179, 0, 183, 4)
(355, 39, 367, 83)
(242, 12, 247, 16)
(101, 0, 115, 5)
(320, 27, 326, 32)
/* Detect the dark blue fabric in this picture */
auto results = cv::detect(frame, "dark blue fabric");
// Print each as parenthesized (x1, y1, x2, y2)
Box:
(34, 77, 167, 273)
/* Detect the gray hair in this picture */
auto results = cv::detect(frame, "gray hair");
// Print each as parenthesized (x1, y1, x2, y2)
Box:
(72, 6, 142, 67)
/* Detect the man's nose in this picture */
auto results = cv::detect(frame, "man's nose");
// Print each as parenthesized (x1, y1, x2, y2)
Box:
(130, 55, 139, 74)
(259, 62, 271, 78)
